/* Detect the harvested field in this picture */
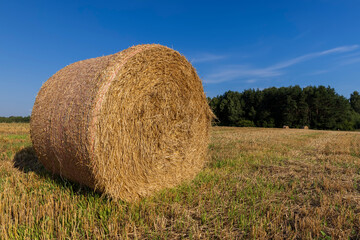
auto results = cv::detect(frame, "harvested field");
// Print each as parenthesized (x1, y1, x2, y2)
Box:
(0, 123, 360, 239)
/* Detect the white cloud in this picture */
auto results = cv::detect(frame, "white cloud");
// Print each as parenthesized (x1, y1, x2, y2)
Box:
(307, 70, 330, 76)
(339, 51, 360, 59)
(337, 50, 360, 66)
(204, 45, 359, 84)
(270, 45, 358, 70)
(191, 53, 226, 63)
(205, 65, 282, 83)
(293, 30, 312, 40)
(246, 79, 257, 83)
(340, 57, 360, 66)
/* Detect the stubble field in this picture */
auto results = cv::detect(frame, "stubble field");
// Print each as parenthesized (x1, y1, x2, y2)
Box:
(0, 123, 359, 239)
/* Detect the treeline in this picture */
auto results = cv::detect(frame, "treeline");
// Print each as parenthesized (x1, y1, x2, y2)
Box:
(0, 116, 30, 123)
(208, 85, 360, 130)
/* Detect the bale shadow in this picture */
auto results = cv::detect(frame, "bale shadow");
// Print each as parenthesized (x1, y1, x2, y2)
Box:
(12, 146, 102, 199)
(13, 146, 45, 174)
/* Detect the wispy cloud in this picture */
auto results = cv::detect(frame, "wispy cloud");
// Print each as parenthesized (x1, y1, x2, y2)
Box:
(339, 51, 360, 59)
(246, 79, 257, 83)
(340, 57, 360, 66)
(337, 50, 360, 66)
(205, 65, 282, 83)
(293, 29, 312, 41)
(204, 45, 359, 84)
(191, 53, 226, 63)
(307, 70, 330, 76)
(270, 45, 358, 70)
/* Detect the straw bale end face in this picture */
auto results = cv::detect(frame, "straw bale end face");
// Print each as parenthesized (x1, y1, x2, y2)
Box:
(30, 44, 213, 201)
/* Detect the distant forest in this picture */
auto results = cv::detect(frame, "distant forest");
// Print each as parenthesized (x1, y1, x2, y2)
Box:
(1, 85, 360, 130)
(0, 116, 30, 123)
(208, 85, 360, 130)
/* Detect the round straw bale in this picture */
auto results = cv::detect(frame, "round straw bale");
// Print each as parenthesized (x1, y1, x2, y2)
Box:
(30, 44, 213, 201)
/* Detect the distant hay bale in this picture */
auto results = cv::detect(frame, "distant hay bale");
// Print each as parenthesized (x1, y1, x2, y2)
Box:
(302, 126, 309, 129)
(30, 44, 213, 201)
(283, 125, 289, 129)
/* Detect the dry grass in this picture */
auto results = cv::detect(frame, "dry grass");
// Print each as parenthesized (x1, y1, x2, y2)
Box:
(1, 123, 359, 239)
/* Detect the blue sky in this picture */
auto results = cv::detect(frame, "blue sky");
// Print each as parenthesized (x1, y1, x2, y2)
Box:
(1, 0, 360, 116)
